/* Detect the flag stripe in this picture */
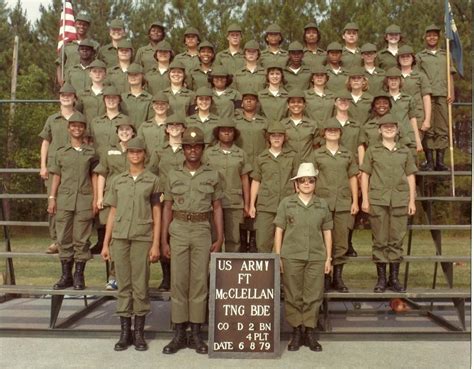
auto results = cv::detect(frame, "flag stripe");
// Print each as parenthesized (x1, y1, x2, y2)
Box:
(57, 1, 77, 53)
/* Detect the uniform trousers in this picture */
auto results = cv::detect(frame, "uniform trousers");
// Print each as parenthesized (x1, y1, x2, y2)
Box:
(425, 96, 449, 150)
(332, 211, 352, 265)
(56, 209, 93, 261)
(255, 211, 276, 253)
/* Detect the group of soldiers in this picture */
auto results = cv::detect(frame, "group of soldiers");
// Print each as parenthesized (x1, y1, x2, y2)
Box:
(39, 12, 454, 354)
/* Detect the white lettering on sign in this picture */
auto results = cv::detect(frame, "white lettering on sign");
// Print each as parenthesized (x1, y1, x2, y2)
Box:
(240, 260, 269, 271)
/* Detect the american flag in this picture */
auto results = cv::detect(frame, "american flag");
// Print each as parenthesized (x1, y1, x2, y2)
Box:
(57, 0, 77, 53)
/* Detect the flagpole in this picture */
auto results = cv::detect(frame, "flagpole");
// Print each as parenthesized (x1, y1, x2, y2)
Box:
(60, 0, 67, 85)
(445, 37, 456, 196)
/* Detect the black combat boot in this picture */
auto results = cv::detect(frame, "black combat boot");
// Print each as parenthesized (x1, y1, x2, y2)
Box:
(373, 263, 387, 293)
(304, 327, 322, 352)
(388, 263, 406, 292)
(114, 317, 133, 351)
(332, 264, 349, 293)
(345, 230, 357, 257)
(73, 261, 86, 290)
(188, 323, 208, 354)
(53, 259, 74, 290)
(287, 325, 304, 351)
(420, 149, 435, 171)
(163, 323, 188, 354)
(133, 315, 148, 351)
(239, 224, 249, 252)
(324, 273, 332, 292)
(89, 226, 105, 254)
(435, 149, 449, 171)
(248, 230, 258, 253)
(158, 260, 170, 292)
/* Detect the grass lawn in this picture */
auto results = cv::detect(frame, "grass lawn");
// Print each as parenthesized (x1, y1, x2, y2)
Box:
(0, 228, 470, 290)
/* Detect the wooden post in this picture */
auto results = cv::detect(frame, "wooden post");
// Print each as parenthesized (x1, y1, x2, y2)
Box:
(445, 38, 456, 197)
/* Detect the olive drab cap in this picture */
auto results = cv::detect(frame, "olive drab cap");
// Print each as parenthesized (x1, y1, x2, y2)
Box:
(156, 40, 173, 51)
(68, 112, 87, 125)
(334, 90, 352, 99)
(79, 39, 95, 48)
(103, 85, 121, 96)
(210, 66, 229, 77)
(265, 62, 283, 71)
(215, 119, 236, 129)
(198, 40, 215, 51)
(182, 127, 205, 145)
(385, 67, 402, 78)
(126, 137, 146, 150)
(59, 83, 76, 94)
(291, 162, 319, 180)
(165, 113, 187, 126)
(348, 66, 365, 77)
(326, 42, 343, 52)
(169, 60, 186, 70)
(75, 11, 91, 24)
(343, 22, 359, 31)
(244, 40, 260, 50)
(398, 45, 415, 55)
(195, 86, 213, 97)
(152, 91, 169, 102)
(113, 116, 135, 130)
(127, 63, 144, 74)
(361, 43, 377, 53)
(149, 21, 165, 31)
(372, 90, 391, 100)
(184, 27, 201, 41)
(377, 113, 399, 126)
(87, 59, 107, 69)
(117, 39, 133, 50)
(227, 23, 242, 33)
(324, 117, 343, 130)
(425, 24, 441, 33)
(385, 24, 401, 34)
(265, 24, 282, 34)
(287, 89, 306, 100)
(304, 22, 319, 30)
(288, 41, 304, 52)
(240, 88, 259, 98)
(266, 120, 286, 134)
(310, 65, 328, 75)
(110, 18, 125, 29)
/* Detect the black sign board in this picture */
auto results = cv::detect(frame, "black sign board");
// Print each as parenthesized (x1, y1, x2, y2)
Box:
(209, 253, 280, 359)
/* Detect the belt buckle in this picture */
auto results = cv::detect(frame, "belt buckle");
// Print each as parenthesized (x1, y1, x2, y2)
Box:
(186, 214, 192, 221)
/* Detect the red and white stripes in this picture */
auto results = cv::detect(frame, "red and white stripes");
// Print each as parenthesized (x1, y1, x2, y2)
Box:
(57, 1, 77, 53)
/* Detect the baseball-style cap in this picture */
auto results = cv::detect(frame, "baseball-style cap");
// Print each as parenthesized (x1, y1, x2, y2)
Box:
(182, 127, 205, 145)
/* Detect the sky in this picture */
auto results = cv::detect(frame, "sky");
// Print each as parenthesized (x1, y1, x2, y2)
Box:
(6, 0, 52, 23)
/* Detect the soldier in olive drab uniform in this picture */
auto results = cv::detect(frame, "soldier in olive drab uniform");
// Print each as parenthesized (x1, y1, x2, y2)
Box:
(346, 66, 374, 125)
(76, 59, 107, 124)
(325, 42, 348, 93)
(65, 39, 96, 94)
(377, 24, 403, 71)
(106, 39, 134, 94)
(258, 64, 289, 121)
(203, 120, 252, 252)
(101, 137, 161, 352)
(274, 163, 332, 352)
(163, 60, 195, 116)
(187, 41, 215, 91)
(214, 24, 245, 75)
(95, 117, 136, 290)
(209, 66, 241, 119)
(144, 41, 174, 96)
(249, 121, 298, 253)
(284, 41, 312, 92)
(341, 22, 362, 69)
(232, 40, 267, 93)
(174, 27, 201, 72)
(281, 90, 318, 165)
(309, 120, 359, 293)
(137, 92, 170, 154)
(361, 113, 417, 293)
(186, 87, 220, 144)
(302, 22, 326, 69)
(260, 24, 288, 69)
(361, 43, 386, 96)
(134, 21, 166, 74)
(304, 65, 335, 126)
(161, 127, 224, 355)
(47, 112, 98, 291)
(120, 63, 154, 128)
(98, 19, 126, 68)
(416, 24, 455, 171)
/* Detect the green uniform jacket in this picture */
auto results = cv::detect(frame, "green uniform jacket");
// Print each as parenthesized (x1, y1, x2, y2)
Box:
(376, 48, 398, 71)
(104, 170, 161, 241)
(340, 119, 364, 158)
(274, 194, 333, 261)
(251, 147, 298, 213)
(304, 89, 335, 126)
(260, 48, 289, 69)
(360, 116, 411, 148)
(349, 92, 373, 125)
(325, 67, 348, 93)
(120, 91, 154, 128)
(214, 49, 245, 75)
(360, 142, 417, 207)
(232, 66, 267, 93)
(76, 88, 106, 124)
(39, 112, 72, 171)
(281, 116, 318, 164)
(187, 67, 212, 91)
(203, 144, 252, 209)
(147, 142, 184, 189)
(58, 40, 100, 74)
(163, 164, 223, 212)
(185, 113, 220, 145)
(137, 119, 167, 154)
(90, 112, 126, 159)
(302, 48, 326, 69)
(93, 143, 128, 192)
(98, 43, 119, 68)
(283, 65, 312, 92)
(163, 87, 195, 116)
(341, 47, 362, 69)
(105, 65, 129, 94)
(65, 64, 92, 94)
(49, 143, 98, 211)
(390, 93, 417, 147)
(401, 69, 432, 123)
(135, 43, 159, 74)
(173, 51, 200, 72)
(364, 67, 386, 96)
(145, 67, 171, 95)
(258, 87, 288, 122)
(234, 112, 268, 164)
(211, 88, 241, 118)
(416, 49, 454, 97)
(309, 145, 359, 212)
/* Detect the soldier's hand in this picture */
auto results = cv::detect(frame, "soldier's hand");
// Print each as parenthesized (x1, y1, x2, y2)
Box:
(92, 202, 99, 216)
(40, 167, 49, 180)
(210, 241, 222, 253)
(279, 261, 284, 274)
(361, 199, 370, 214)
(350, 202, 359, 215)
(161, 242, 171, 259)
(248, 206, 256, 218)
(420, 120, 431, 132)
(324, 259, 332, 274)
(97, 198, 104, 210)
(149, 246, 160, 263)
(408, 201, 416, 216)
(415, 138, 424, 152)
(101, 246, 111, 261)
(47, 198, 56, 214)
